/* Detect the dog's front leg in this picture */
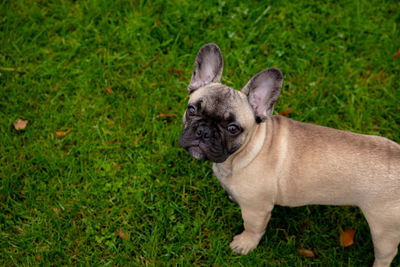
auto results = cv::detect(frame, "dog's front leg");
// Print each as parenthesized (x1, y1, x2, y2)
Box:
(229, 204, 273, 255)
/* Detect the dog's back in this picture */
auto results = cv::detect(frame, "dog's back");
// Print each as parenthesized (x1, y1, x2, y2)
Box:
(273, 115, 400, 208)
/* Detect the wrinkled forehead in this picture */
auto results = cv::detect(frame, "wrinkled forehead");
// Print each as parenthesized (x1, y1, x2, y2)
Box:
(189, 83, 252, 122)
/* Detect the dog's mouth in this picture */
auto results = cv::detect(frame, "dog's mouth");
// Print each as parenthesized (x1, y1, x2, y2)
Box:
(186, 142, 215, 161)
(188, 145, 207, 160)
(179, 138, 207, 160)
(179, 132, 228, 163)
(187, 143, 228, 163)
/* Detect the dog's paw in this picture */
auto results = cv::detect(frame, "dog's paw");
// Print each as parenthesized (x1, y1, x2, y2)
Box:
(229, 231, 260, 255)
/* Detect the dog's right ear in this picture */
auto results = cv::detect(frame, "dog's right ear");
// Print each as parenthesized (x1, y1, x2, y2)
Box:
(188, 43, 224, 93)
(241, 68, 283, 122)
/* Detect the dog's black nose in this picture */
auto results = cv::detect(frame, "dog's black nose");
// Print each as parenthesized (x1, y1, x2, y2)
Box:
(196, 125, 212, 140)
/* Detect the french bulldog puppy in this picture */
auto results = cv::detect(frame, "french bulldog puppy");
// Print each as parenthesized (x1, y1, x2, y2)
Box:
(179, 43, 400, 267)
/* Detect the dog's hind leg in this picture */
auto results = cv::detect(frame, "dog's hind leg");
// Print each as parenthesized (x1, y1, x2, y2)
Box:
(362, 206, 400, 267)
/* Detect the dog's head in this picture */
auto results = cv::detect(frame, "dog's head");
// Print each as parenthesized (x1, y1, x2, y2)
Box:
(179, 43, 283, 163)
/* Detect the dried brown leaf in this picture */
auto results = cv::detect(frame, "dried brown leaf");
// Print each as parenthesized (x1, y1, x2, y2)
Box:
(106, 87, 114, 94)
(297, 248, 315, 258)
(260, 44, 269, 56)
(168, 69, 184, 75)
(375, 72, 386, 80)
(393, 48, 400, 59)
(14, 119, 28, 130)
(279, 108, 293, 116)
(56, 131, 67, 137)
(140, 256, 149, 266)
(340, 229, 356, 247)
(135, 55, 160, 76)
(53, 208, 59, 217)
(153, 113, 177, 120)
(118, 228, 129, 241)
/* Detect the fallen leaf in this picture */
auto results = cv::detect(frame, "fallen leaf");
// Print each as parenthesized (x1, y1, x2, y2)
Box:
(118, 228, 129, 241)
(0, 66, 26, 73)
(340, 229, 356, 247)
(260, 44, 269, 56)
(375, 72, 386, 80)
(113, 162, 122, 171)
(153, 113, 177, 120)
(168, 69, 184, 75)
(297, 248, 315, 258)
(279, 108, 293, 116)
(135, 55, 160, 76)
(140, 256, 149, 265)
(14, 119, 28, 130)
(191, 196, 199, 201)
(106, 87, 114, 94)
(53, 208, 59, 217)
(393, 48, 400, 59)
(56, 131, 67, 137)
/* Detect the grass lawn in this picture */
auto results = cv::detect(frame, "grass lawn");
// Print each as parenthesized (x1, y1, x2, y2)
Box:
(1, 0, 399, 265)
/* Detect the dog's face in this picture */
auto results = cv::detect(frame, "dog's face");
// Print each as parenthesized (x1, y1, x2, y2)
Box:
(179, 44, 283, 163)
(179, 83, 256, 163)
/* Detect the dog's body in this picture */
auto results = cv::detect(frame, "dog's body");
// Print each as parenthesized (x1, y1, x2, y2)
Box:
(179, 44, 400, 267)
(216, 115, 400, 208)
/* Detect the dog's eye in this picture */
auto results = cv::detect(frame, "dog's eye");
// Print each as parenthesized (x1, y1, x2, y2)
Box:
(227, 125, 240, 135)
(187, 106, 196, 116)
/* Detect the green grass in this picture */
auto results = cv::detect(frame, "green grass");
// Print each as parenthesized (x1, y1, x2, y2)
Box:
(1, 0, 399, 265)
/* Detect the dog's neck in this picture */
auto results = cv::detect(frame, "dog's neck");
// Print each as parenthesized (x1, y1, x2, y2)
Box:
(213, 120, 269, 179)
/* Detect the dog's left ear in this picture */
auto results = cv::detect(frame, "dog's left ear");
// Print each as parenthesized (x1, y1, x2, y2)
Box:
(188, 43, 224, 93)
(241, 68, 283, 122)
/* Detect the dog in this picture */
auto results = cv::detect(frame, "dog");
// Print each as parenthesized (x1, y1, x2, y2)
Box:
(178, 43, 400, 267)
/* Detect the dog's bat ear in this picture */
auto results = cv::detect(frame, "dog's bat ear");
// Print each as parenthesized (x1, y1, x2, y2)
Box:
(188, 43, 224, 93)
(241, 68, 283, 122)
